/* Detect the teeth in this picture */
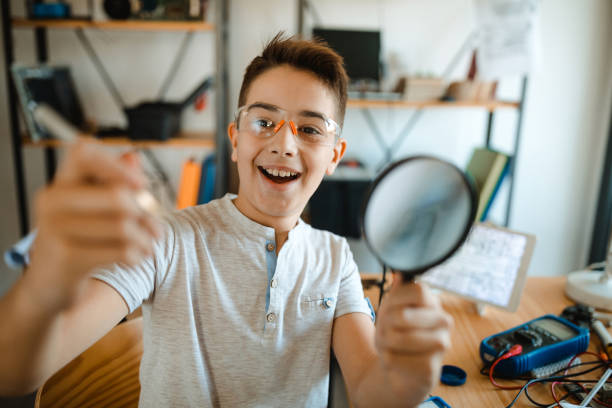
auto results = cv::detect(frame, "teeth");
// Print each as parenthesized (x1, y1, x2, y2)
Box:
(264, 167, 298, 178)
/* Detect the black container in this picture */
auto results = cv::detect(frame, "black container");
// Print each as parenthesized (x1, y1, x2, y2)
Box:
(125, 102, 181, 140)
(125, 77, 212, 140)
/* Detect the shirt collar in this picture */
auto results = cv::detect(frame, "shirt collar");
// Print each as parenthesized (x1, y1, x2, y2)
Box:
(220, 194, 307, 243)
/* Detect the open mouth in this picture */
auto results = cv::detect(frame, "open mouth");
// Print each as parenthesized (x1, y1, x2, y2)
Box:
(258, 166, 301, 184)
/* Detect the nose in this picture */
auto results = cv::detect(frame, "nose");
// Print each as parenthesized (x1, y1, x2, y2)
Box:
(269, 120, 298, 157)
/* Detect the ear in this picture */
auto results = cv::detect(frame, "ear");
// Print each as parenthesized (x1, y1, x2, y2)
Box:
(228, 122, 238, 163)
(325, 138, 347, 175)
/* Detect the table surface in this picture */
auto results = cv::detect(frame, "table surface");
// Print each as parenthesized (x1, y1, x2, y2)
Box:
(362, 275, 611, 408)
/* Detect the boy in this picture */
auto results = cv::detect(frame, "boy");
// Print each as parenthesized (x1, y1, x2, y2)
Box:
(0, 34, 452, 407)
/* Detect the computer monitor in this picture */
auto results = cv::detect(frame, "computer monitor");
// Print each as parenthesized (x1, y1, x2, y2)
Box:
(12, 65, 85, 140)
(312, 28, 381, 87)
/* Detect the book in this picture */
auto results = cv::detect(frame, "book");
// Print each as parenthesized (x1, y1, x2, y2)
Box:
(466, 147, 510, 221)
(176, 158, 202, 210)
(480, 156, 511, 221)
(197, 154, 216, 205)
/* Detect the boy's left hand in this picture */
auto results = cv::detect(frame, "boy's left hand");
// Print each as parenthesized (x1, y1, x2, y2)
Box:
(374, 274, 453, 401)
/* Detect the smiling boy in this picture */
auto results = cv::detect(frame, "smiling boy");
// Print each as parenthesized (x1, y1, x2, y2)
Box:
(0, 34, 451, 407)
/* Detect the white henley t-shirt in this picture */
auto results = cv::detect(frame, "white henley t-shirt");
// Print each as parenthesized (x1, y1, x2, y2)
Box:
(92, 194, 372, 407)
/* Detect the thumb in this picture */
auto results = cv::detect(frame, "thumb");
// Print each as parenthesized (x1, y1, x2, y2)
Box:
(119, 151, 141, 169)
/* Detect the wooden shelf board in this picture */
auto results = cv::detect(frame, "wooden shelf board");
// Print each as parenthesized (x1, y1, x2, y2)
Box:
(12, 18, 214, 32)
(22, 131, 215, 149)
(347, 99, 520, 111)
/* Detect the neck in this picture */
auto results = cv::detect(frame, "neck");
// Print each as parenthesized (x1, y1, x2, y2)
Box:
(232, 195, 301, 252)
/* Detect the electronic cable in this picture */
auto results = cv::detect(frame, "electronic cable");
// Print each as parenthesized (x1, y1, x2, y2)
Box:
(551, 352, 612, 408)
(485, 347, 611, 408)
(489, 344, 525, 390)
(502, 361, 612, 407)
(378, 263, 387, 308)
(523, 387, 571, 408)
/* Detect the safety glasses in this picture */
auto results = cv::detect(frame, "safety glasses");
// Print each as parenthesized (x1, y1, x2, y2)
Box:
(234, 102, 341, 147)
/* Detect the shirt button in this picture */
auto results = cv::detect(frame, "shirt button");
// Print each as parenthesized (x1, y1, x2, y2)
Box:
(325, 299, 333, 308)
(266, 313, 276, 323)
(266, 243, 275, 252)
(271, 279, 278, 288)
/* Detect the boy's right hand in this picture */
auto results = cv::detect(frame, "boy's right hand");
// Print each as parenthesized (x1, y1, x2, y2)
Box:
(26, 141, 162, 312)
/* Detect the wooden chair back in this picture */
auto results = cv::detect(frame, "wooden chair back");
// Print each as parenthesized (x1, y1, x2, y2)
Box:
(35, 317, 143, 408)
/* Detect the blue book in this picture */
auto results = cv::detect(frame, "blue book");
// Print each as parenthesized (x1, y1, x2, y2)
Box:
(197, 154, 216, 205)
(466, 147, 510, 222)
(480, 156, 511, 221)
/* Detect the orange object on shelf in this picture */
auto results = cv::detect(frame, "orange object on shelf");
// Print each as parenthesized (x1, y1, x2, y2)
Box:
(176, 158, 202, 209)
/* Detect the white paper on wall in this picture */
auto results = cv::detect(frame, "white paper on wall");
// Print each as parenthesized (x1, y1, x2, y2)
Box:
(473, 0, 541, 79)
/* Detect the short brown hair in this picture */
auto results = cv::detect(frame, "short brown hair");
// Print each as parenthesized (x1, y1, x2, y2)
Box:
(238, 32, 348, 127)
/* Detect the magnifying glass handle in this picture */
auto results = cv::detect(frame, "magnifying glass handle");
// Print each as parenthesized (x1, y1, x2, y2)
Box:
(395, 270, 423, 284)
(392, 271, 418, 285)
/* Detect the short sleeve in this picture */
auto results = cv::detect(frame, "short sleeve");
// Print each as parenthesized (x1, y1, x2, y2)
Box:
(91, 216, 175, 313)
(334, 240, 373, 320)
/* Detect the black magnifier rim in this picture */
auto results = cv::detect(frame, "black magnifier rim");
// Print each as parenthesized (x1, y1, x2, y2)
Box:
(360, 155, 478, 276)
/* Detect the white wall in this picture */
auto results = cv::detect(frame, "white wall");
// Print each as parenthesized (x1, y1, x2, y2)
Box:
(1, 0, 611, 294)
(228, 0, 612, 276)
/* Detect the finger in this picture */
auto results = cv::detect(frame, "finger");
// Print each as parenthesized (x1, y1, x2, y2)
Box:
(39, 185, 145, 218)
(387, 307, 453, 331)
(119, 150, 141, 168)
(377, 327, 451, 354)
(54, 140, 145, 189)
(119, 151, 148, 186)
(49, 214, 156, 256)
(385, 280, 439, 308)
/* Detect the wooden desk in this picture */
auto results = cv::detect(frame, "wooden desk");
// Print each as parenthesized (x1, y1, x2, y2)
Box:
(362, 276, 611, 407)
(435, 276, 611, 407)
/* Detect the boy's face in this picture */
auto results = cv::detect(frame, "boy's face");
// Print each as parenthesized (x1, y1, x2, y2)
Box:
(229, 65, 346, 227)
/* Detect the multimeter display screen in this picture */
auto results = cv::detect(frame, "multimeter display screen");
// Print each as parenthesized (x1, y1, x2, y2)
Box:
(530, 319, 576, 340)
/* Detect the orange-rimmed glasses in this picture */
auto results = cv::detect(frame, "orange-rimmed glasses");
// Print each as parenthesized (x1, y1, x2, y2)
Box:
(235, 102, 341, 147)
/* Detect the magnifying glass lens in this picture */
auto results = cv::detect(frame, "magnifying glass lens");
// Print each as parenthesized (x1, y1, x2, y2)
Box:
(362, 157, 475, 276)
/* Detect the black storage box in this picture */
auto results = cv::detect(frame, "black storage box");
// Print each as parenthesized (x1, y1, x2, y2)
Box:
(125, 103, 181, 141)
(125, 77, 212, 140)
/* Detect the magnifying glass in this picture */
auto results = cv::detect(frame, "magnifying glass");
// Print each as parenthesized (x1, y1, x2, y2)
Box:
(361, 155, 477, 283)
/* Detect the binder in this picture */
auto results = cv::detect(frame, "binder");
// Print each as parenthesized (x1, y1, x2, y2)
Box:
(176, 158, 202, 209)
(197, 154, 216, 205)
(466, 147, 510, 221)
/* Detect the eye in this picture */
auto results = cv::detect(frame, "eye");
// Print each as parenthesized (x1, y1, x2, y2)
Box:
(299, 126, 322, 135)
(255, 119, 274, 128)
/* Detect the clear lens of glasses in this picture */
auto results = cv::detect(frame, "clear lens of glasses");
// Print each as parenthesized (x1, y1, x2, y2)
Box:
(236, 105, 340, 146)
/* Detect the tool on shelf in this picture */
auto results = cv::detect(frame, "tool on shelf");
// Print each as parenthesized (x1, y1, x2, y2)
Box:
(125, 76, 214, 141)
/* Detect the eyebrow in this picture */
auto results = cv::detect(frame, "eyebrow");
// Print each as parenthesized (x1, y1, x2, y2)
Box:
(249, 102, 281, 112)
(249, 101, 328, 122)
(299, 110, 327, 122)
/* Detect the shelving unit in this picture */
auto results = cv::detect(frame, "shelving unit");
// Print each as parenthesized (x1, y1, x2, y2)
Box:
(298, 0, 528, 228)
(11, 17, 215, 31)
(22, 132, 216, 149)
(2, 1, 230, 237)
(347, 99, 520, 111)
(347, 86, 528, 229)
